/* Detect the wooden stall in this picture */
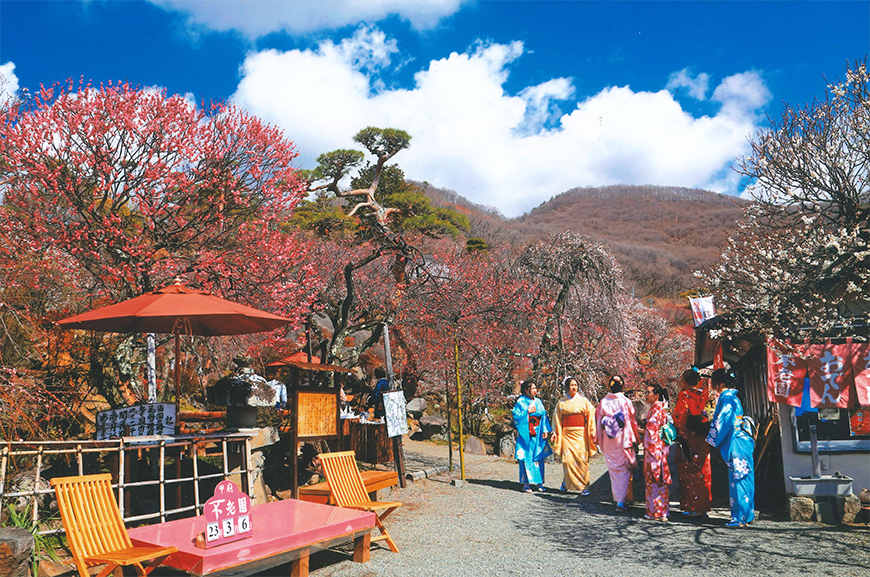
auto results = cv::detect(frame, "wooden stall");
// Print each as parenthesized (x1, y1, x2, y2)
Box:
(268, 358, 354, 499)
(342, 418, 393, 465)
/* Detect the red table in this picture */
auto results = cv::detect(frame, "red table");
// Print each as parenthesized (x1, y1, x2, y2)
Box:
(128, 499, 376, 577)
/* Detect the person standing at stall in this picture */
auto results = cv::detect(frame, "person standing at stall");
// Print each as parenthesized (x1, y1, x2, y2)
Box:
(512, 381, 552, 493)
(707, 369, 756, 527)
(549, 376, 597, 496)
(673, 368, 712, 517)
(595, 375, 640, 510)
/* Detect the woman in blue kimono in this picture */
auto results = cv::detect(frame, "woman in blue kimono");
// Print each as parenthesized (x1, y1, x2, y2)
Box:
(512, 380, 553, 492)
(707, 369, 756, 527)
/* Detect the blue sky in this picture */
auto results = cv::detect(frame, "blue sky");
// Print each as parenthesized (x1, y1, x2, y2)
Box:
(1, 1, 868, 216)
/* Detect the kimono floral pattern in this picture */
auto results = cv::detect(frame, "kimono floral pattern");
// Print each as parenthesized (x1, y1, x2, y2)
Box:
(707, 388, 756, 525)
(644, 401, 672, 519)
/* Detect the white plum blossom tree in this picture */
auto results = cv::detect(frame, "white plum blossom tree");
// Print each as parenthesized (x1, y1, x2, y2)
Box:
(699, 59, 870, 340)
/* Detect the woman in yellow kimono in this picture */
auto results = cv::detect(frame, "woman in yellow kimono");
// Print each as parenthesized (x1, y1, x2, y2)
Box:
(549, 376, 597, 496)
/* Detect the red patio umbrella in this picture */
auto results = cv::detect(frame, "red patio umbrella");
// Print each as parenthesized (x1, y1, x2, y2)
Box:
(58, 281, 292, 405)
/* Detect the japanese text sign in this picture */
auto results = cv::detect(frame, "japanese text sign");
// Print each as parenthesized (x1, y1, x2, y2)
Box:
(766, 342, 806, 404)
(203, 480, 252, 548)
(806, 343, 854, 409)
(96, 403, 176, 440)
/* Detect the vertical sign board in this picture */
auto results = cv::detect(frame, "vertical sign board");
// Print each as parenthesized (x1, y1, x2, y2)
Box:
(383, 390, 409, 438)
(96, 403, 176, 439)
(203, 479, 253, 548)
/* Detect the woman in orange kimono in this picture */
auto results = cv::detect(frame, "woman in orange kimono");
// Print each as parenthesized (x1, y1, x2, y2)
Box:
(673, 368, 712, 516)
(549, 376, 597, 496)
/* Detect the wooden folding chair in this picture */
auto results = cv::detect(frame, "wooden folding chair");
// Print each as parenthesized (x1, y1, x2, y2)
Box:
(318, 451, 402, 553)
(51, 473, 177, 577)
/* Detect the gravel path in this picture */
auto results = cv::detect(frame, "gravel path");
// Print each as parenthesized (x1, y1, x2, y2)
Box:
(309, 439, 870, 577)
(145, 438, 869, 577)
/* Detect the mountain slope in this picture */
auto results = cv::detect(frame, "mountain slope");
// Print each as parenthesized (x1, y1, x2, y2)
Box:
(418, 182, 746, 298)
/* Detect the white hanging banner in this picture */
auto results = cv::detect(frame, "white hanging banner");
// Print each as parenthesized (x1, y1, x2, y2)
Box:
(689, 296, 716, 327)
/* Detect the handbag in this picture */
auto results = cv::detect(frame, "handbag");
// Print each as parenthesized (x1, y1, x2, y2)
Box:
(659, 421, 678, 446)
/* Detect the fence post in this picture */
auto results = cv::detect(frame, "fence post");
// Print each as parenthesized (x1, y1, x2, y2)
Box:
(33, 447, 44, 527)
(159, 440, 166, 523)
(118, 439, 126, 520)
(192, 440, 201, 515)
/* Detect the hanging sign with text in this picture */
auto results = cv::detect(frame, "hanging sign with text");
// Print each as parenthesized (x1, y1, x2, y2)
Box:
(203, 479, 253, 548)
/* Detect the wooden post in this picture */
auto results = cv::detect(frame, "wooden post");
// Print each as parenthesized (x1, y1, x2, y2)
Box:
(383, 324, 407, 488)
(174, 332, 181, 411)
(453, 336, 465, 480)
(290, 366, 300, 500)
(445, 368, 453, 472)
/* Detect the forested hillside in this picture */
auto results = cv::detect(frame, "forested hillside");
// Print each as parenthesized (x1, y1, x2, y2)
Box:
(420, 182, 746, 298)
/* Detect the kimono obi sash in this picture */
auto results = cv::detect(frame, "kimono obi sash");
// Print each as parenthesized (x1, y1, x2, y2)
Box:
(562, 413, 586, 428)
(529, 414, 541, 437)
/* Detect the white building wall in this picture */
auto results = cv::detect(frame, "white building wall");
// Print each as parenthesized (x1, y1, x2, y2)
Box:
(777, 403, 870, 494)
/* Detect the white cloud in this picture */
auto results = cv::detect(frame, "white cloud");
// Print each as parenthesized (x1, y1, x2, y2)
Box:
(231, 28, 771, 217)
(149, 0, 468, 37)
(0, 62, 20, 106)
(666, 68, 710, 100)
(712, 71, 771, 120)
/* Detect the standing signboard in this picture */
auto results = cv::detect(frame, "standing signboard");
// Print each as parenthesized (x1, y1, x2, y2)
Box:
(96, 403, 176, 439)
(383, 390, 409, 438)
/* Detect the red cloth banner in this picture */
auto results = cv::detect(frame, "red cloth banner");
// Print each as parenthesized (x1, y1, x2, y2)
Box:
(767, 343, 806, 405)
(850, 342, 870, 407)
(805, 343, 854, 409)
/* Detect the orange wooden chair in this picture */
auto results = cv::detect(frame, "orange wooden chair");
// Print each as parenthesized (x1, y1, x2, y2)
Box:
(318, 451, 402, 553)
(51, 473, 177, 577)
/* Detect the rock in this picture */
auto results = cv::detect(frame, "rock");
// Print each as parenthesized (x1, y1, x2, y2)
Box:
(406, 398, 428, 418)
(38, 558, 72, 577)
(0, 527, 34, 577)
(1, 472, 54, 523)
(789, 496, 814, 522)
(418, 414, 447, 440)
(464, 435, 486, 455)
(498, 435, 516, 458)
(836, 494, 861, 524)
(815, 500, 836, 525)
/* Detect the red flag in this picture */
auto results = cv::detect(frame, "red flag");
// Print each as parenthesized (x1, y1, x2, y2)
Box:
(806, 342, 853, 408)
(851, 342, 870, 407)
(766, 341, 806, 405)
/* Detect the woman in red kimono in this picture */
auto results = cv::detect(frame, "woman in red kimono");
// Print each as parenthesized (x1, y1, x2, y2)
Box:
(643, 382, 672, 521)
(672, 368, 712, 516)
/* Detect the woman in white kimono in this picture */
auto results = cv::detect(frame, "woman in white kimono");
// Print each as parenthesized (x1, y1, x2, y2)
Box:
(595, 375, 640, 510)
(549, 376, 597, 496)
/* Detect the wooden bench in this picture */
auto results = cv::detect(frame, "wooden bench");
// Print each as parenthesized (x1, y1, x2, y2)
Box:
(299, 470, 399, 505)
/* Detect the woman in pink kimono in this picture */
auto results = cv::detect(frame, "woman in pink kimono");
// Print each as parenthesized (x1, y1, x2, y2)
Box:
(595, 375, 640, 510)
(643, 382, 672, 521)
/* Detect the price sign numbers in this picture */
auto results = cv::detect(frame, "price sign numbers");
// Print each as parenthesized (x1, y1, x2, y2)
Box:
(202, 480, 253, 548)
(206, 522, 221, 543)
